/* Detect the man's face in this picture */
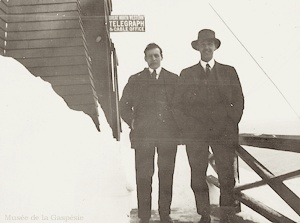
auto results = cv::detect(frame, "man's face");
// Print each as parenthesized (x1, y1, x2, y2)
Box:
(144, 48, 162, 69)
(197, 39, 216, 62)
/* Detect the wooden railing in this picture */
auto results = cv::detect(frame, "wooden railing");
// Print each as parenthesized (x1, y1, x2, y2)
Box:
(207, 134, 300, 223)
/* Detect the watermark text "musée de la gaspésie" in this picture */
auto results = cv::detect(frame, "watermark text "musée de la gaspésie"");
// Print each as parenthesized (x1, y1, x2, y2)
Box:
(4, 214, 84, 222)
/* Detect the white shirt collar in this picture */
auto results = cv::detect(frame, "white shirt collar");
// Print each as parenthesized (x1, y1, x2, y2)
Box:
(149, 67, 162, 79)
(200, 59, 215, 71)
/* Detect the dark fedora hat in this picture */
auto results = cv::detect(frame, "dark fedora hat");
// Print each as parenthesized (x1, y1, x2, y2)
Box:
(191, 29, 221, 50)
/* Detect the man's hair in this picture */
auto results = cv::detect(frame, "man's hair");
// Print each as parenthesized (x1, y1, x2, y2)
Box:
(144, 43, 163, 57)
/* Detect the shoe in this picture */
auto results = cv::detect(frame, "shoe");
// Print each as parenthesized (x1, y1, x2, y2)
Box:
(220, 206, 236, 223)
(220, 216, 231, 223)
(198, 214, 211, 223)
(220, 214, 241, 223)
(139, 218, 150, 223)
(160, 215, 174, 223)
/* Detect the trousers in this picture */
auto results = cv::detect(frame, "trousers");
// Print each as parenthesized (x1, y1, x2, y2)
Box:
(186, 138, 237, 215)
(135, 141, 177, 219)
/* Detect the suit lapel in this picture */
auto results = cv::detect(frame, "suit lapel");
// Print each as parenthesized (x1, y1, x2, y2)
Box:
(134, 69, 151, 103)
(190, 63, 205, 86)
(159, 68, 166, 80)
(213, 62, 232, 101)
(137, 68, 151, 85)
(139, 68, 150, 79)
(214, 62, 223, 81)
(159, 68, 171, 101)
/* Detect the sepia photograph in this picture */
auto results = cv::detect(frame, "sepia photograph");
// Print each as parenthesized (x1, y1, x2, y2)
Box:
(0, 0, 299, 222)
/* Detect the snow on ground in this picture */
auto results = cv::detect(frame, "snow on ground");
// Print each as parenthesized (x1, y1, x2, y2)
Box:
(0, 56, 131, 223)
(236, 165, 300, 223)
(237, 147, 300, 223)
(1, 56, 299, 223)
(122, 131, 300, 223)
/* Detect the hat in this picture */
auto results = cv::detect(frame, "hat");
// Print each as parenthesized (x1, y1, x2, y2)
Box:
(191, 29, 221, 50)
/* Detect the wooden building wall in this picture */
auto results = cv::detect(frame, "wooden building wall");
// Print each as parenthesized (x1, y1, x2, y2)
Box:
(0, 0, 7, 54)
(0, 0, 120, 139)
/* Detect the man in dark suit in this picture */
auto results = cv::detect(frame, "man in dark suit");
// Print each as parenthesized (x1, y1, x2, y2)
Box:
(120, 43, 179, 223)
(173, 29, 244, 223)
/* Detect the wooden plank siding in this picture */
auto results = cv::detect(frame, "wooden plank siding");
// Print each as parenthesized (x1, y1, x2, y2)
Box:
(0, 17, 6, 29)
(42, 75, 93, 86)
(16, 55, 88, 67)
(0, 1, 7, 54)
(0, 1, 8, 14)
(6, 0, 76, 6)
(5, 38, 84, 50)
(0, 38, 4, 48)
(6, 46, 87, 58)
(27, 65, 93, 78)
(70, 104, 99, 117)
(0, 28, 5, 39)
(78, 0, 119, 136)
(4, 11, 79, 23)
(0, 14, 7, 26)
(2, 0, 101, 129)
(53, 84, 96, 96)
(6, 20, 81, 32)
(7, 3, 78, 14)
(6, 29, 82, 40)
(0, 0, 119, 135)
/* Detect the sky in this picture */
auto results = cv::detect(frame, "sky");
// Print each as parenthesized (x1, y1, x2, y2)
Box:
(111, 0, 300, 135)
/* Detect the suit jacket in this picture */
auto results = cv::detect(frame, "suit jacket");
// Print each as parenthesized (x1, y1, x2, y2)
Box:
(120, 68, 180, 148)
(173, 61, 244, 143)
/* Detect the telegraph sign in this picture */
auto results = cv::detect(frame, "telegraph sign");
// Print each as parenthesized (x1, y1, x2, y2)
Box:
(109, 15, 145, 32)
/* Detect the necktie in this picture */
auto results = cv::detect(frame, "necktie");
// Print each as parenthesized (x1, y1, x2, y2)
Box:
(206, 63, 211, 75)
(204, 63, 210, 81)
(151, 69, 157, 80)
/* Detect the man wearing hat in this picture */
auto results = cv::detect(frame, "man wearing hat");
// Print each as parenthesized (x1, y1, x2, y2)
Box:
(173, 29, 244, 223)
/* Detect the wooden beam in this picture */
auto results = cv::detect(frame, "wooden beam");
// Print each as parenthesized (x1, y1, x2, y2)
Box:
(111, 44, 121, 140)
(238, 191, 296, 223)
(239, 134, 300, 153)
(207, 175, 296, 223)
(237, 146, 300, 216)
(235, 170, 300, 192)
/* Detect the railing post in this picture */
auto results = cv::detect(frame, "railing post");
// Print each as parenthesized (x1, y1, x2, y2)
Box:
(233, 154, 241, 212)
(236, 145, 300, 217)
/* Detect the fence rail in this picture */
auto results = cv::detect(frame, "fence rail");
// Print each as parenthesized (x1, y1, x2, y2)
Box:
(207, 134, 300, 223)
